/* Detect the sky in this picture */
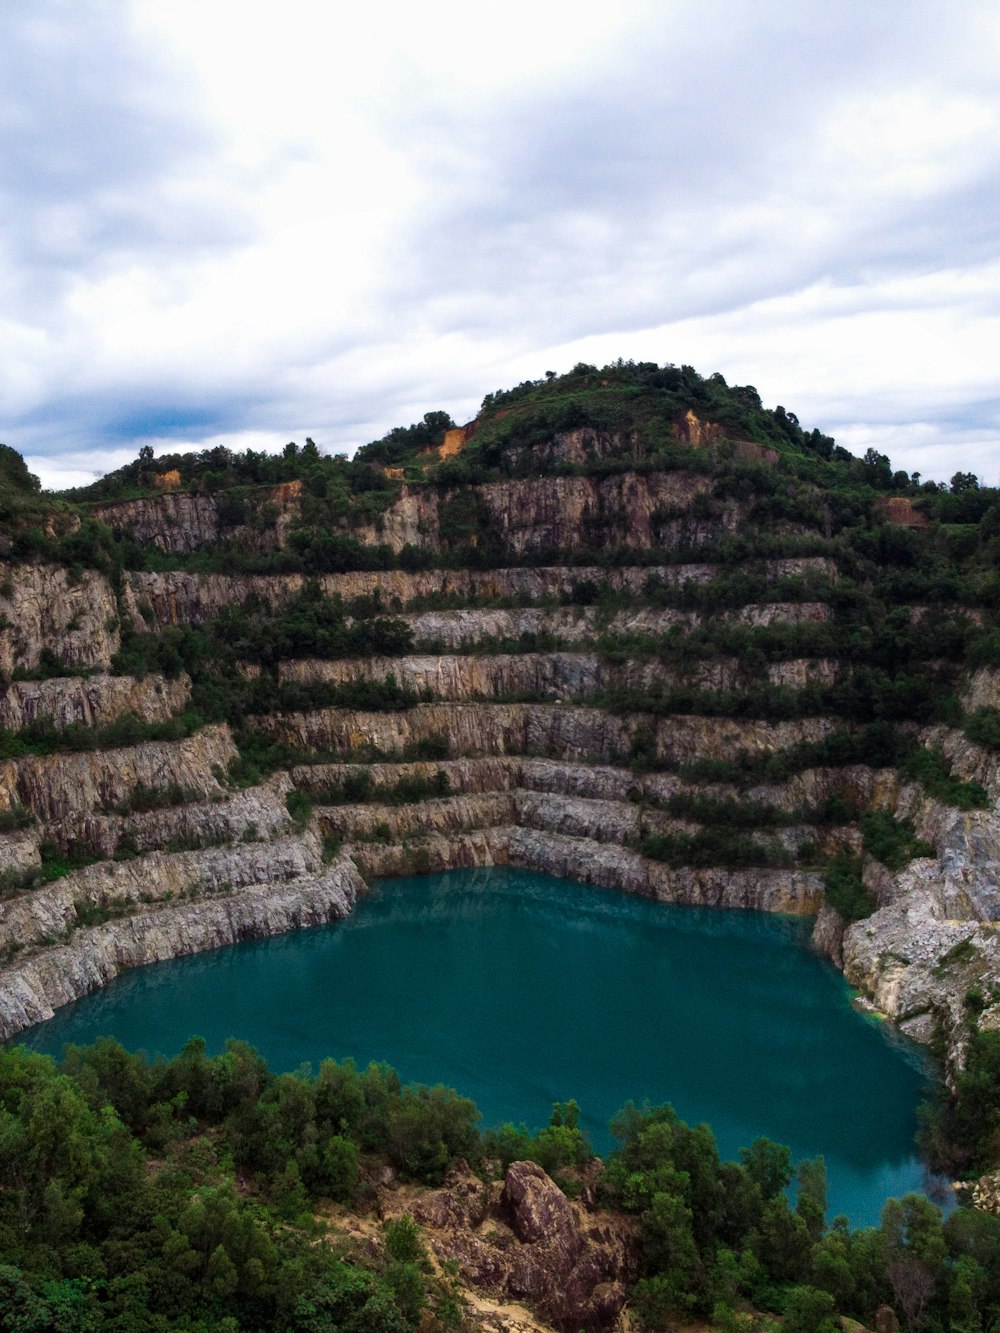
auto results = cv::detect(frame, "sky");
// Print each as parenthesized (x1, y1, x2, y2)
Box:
(2, 1, 998, 491)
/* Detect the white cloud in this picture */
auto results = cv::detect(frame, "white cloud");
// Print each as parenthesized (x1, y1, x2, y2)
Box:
(1, 0, 999, 487)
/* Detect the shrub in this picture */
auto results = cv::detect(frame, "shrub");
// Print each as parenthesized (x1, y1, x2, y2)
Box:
(285, 789, 313, 825)
(822, 855, 875, 921)
(965, 706, 1000, 751)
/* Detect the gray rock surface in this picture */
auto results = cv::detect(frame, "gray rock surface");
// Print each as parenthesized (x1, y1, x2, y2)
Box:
(0, 672, 190, 730)
(0, 858, 363, 1039)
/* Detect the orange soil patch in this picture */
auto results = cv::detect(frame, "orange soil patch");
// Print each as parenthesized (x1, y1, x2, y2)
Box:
(269, 479, 304, 503)
(876, 496, 930, 527)
(153, 470, 182, 492)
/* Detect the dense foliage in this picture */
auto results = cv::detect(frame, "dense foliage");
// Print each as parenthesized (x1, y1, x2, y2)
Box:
(0, 1040, 997, 1332)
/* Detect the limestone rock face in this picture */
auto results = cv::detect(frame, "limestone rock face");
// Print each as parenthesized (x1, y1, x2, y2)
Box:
(277, 651, 839, 700)
(505, 1162, 578, 1250)
(401, 600, 831, 652)
(812, 902, 846, 967)
(841, 730, 1000, 1059)
(962, 667, 1000, 712)
(0, 858, 364, 1039)
(0, 564, 120, 674)
(91, 483, 304, 554)
(0, 725, 236, 822)
(0, 828, 330, 952)
(124, 558, 835, 632)
(54, 773, 294, 861)
(354, 471, 742, 556)
(253, 702, 835, 769)
(92, 493, 224, 552)
(0, 673, 190, 731)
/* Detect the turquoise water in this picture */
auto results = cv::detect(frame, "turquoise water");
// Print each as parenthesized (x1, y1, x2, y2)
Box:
(22, 867, 939, 1225)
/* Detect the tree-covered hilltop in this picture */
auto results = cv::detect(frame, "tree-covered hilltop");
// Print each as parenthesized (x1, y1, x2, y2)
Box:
(49, 357, 993, 504)
(1, 1038, 998, 1333)
(4, 357, 997, 585)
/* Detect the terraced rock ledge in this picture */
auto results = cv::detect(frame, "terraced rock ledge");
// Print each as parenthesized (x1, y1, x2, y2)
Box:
(2, 364, 999, 1113)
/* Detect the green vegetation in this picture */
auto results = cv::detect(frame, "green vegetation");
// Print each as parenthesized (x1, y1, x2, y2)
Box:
(0, 803, 36, 832)
(108, 781, 202, 816)
(1, 1039, 995, 1332)
(302, 769, 452, 806)
(821, 855, 875, 922)
(0, 1040, 472, 1331)
(4, 359, 1000, 1327)
(966, 706, 1000, 751)
(921, 1026, 1000, 1175)
(638, 828, 793, 871)
(899, 747, 989, 810)
(860, 811, 934, 871)
(0, 712, 199, 761)
(118, 587, 414, 676)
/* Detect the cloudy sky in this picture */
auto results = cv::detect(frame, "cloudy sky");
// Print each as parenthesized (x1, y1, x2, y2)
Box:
(2, 1, 998, 490)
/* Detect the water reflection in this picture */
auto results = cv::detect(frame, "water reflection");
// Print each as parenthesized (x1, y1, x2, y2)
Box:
(22, 866, 937, 1225)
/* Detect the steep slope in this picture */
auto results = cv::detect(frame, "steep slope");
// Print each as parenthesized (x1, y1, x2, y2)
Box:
(2, 360, 999, 1109)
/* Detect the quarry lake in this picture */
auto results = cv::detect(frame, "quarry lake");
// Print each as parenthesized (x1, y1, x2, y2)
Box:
(24, 867, 939, 1225)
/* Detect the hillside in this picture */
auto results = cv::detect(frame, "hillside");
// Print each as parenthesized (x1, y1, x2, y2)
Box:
(2, 359, 1000, 1328)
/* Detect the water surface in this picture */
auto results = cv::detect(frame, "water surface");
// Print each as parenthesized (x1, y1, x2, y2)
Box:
(23, 867, 937, 1224)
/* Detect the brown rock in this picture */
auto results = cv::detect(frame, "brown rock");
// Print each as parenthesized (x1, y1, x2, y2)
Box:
(503, 1160, 579, 1257)
(873, 1305, 901, 1333)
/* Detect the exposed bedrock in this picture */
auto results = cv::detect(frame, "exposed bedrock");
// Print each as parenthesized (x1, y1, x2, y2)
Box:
(317, 793, 518, 842)
(0, 564, 120, 675)
(0, 672, 190, 731)
(0, 724, 236, 822)
(89, 483, 303, 554)
(290, 756, 522, 798)
(964, 667, 1000, 712)
(0, 828, 329, 952)
(346, 826, 822, 915)
(0, 832, 41, 878)
(252, 702, 836, 766)
(91, 492, 225, 552)
(402, 1156, 637, 1332)
(123, 558, 836, 630)
(506, 828, 823, 912)
(841, 733, 1000, 1056)
(350, 471, 738, 554)
(277, 652, 840, 698)
(401, 601, 832, 650)
(97, 470, 750, 557)
(346, 829, 510, 881)
(0, 858, 364, 1039)
(316, 788, 849, 862)
(53, 775, 294, 860)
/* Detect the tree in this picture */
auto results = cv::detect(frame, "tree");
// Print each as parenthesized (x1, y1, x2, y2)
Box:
(739, 1138, 792, 1199)
(782, 1283, 839, 1333)
(880, 1194, 946, 1330)
(795, 1156, 826, 1240)
(950, 471, 979, 493)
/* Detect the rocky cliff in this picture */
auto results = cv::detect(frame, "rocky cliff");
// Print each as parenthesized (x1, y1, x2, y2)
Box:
(2, 386, 998, 1108)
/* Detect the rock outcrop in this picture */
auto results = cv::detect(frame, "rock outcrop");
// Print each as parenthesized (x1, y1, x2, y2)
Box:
(0, 564, 120, 674)
(123, 558, 836, 631)
(252, 702, 836, 767)
(400, 1158, 636, 1331)
(0, 857, 363, 1039)
(0, 725, 235, 823)
(842, 730, 1000, 1055)
(0, 672, 189, 731)
(1, 423, 997, 1105)
(277, 651, 839, 699)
